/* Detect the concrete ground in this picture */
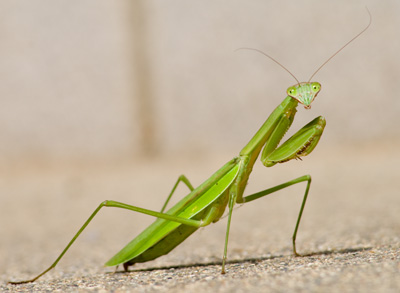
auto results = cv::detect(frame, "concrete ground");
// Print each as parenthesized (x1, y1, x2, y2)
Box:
(1, 142, 399, 292)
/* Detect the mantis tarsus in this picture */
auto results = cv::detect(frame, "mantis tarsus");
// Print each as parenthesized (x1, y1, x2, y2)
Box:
(9, 11, 371, 284)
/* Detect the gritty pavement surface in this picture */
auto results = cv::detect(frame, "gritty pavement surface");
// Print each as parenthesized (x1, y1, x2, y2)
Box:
(1, 143, 399, 292)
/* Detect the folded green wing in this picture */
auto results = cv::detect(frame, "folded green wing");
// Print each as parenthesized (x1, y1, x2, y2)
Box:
(105, 158, 240, 267)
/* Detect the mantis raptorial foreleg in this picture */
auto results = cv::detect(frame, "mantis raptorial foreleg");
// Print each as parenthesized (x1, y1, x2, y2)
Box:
(263, 116, 326, 167)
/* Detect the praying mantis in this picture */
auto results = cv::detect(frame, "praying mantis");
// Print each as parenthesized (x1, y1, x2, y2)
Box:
(9, 11, 371, 284)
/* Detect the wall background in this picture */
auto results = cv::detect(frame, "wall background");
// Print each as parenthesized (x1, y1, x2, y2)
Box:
(1, 0, 398, 163)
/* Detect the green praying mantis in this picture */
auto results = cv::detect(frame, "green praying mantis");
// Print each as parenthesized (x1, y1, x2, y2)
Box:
(9, 11, 371, 284)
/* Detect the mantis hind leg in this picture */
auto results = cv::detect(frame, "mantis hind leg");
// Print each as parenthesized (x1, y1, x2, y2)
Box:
(9, 200, 204, 284)
(160, 175, 194, 212)
(241, 175, 312, 256)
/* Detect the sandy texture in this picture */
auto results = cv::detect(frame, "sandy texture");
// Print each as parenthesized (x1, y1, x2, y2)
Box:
(1, 143, 399, 292)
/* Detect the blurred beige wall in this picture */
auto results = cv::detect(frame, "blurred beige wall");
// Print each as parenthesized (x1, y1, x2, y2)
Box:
(0, 0, 399, 163)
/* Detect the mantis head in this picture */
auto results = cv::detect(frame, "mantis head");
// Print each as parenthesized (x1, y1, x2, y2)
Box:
(286, 82, 321, 109)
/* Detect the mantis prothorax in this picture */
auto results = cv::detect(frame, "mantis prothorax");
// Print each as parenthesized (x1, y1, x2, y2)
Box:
(9, 10, 371, 284)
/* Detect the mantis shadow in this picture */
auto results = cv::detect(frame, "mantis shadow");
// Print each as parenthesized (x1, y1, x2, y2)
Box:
(109, 246, 372, 274)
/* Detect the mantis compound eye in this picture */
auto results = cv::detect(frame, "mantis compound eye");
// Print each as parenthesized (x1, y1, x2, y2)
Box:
(287, 86, 297, 96)
(311, 82, 321, 92)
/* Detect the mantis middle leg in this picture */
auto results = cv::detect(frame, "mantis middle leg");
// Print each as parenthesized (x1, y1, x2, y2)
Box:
(160, 175, 194, 212)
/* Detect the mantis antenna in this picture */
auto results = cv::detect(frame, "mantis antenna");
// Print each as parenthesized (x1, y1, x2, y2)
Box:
(236, 47, 300, 85)
(307, 7, 372, 82)
(237, 8, 372, 84)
